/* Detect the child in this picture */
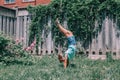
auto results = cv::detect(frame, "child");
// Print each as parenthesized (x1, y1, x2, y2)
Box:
(55, 18, 76, 68)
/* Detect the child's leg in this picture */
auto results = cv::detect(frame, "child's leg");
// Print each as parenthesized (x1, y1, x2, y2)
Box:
(57, 24, 73, 37)
(56, 19, 73, 37)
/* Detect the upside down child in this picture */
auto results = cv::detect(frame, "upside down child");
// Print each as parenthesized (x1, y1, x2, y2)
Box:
(55, 18, 76, 68)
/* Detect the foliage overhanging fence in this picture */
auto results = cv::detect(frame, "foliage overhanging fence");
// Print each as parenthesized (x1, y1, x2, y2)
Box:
(27, 0, 120, 57)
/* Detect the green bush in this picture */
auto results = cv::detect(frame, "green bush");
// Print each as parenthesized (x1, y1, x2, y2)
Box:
(0, 33, 30, 64)
(0, 34, 10, 56)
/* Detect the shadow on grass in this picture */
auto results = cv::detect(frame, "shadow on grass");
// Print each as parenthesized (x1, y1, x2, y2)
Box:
(58, 64, 64, 68)
(58, 63, 76, 68)
(69, 63, 76, 68)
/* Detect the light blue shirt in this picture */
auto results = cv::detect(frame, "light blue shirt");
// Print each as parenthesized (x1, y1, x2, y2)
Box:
(67, 36, 76, 46)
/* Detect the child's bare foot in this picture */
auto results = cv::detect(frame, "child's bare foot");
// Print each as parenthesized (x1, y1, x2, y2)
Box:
(55, 18, 60, 25)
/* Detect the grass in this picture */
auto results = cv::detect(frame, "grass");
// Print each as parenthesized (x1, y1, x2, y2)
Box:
(0, 54, 120, 80)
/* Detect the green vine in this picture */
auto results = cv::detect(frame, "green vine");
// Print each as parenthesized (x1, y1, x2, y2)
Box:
(27, 0, 120, 53)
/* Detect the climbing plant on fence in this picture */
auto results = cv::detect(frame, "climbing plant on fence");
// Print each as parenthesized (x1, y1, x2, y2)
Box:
(27, 0, 120, 54)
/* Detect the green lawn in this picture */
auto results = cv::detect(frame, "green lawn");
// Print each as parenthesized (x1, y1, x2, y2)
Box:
(0, 54, 120, 80)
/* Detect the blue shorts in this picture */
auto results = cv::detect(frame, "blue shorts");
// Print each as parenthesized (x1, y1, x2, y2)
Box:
(65, 45, 76, 60)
